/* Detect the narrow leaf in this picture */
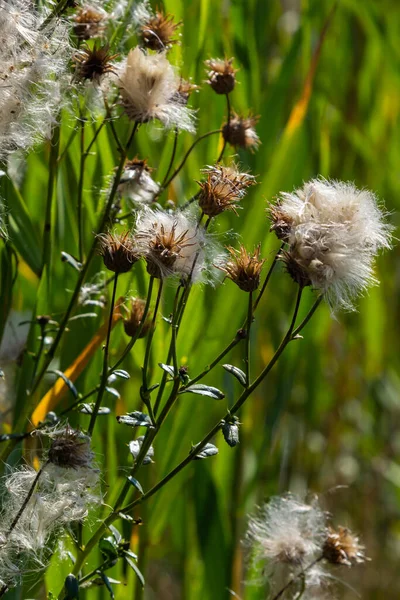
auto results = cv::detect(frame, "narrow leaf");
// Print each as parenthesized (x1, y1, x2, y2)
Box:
(117, 411, 154, 428)
(127, 476, 144, 495)
(125, 556, 145, 588)
(180, 384, 225, 400)
(47, 370, 78, 399)
(158, 363, 175, 377)
(112, 369, 130, 379)
(222, 364, 247, 387)
(99, 573, 114, 599)
(61, 251, 82, 271)
(79, 404, 110, 415)
(193, 442, 219, 460)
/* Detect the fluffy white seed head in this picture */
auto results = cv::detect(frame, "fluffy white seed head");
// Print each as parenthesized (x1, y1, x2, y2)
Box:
(245, 496, 326, 573)
(117, 47, 196, 131)
(271, 178, 392, 310)
(134, 208, 221, 282)
(118, 159, 160, 205)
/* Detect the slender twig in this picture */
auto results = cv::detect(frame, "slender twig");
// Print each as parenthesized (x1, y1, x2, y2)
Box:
(292, 295, 323, 337)
(77, 113, 86, 262)
(161, 127, 179, 187)
(7, 464, 47, 535)
(162, 130, 222, 189)
(141, 280, 163, 397)
(271, 556, 323, 600)
(88, 274, 119, 436)
(244, 291, 253, 387)
(253, 242, 284, 312)
(29, 322, 47, 391)
(216, 93, 231, 163)
(42, 124, 60, 274)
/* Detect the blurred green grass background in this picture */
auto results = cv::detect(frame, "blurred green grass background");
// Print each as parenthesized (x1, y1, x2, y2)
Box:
(2, 0, 400, 598)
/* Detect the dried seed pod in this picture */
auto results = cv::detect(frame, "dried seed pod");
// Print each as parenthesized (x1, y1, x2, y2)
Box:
(73, 44, 118, 82)
(222, 113, 260, 151)
(48, 428, 93, 469)
(97, 232, 139, 274)
(198, 164, 256, 218)
(73, 6, 108, 40)
(139, 9, 181, 51)
(218, 244, 265, 292)
(323, 526, 367, 566)
(205, 57, 237, 94)
(123, 297, 152, 338)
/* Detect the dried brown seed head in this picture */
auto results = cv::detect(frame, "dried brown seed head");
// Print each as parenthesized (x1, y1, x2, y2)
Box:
(205, 57, 238, 94)
(139, 9, 181, 51)
(73, 6, 107, 40)
(97, 232, 139, 274)
(73, 44, 118, 82)
(174, 78, 200, 105)
(279, 250, 312, 288)
(219, 244, 265, 292)
(222, 112, 260, 152)
(48, 428, 93, 469)
(269, 203, 294, 241)
(198, 164, 256, 217)
(323, 526, 367, 566)
(123, 297, 152, 338)
(140, 220, 195, 278)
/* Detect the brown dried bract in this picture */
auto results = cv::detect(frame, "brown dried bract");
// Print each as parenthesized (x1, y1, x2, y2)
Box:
(323, 526, 367, 567)
(205, 57, 238, 94)
(140, 9, 181, 51)
(97, 232, 139, 274)
(280, 250, 312, 288)
(269, 203, 294, 241)
(123, 297, 152, 338)
(198, 164, 256, 218)
(48, 428, 93, 470)
(219, 244, 265, 292)
(73, 44, 118, 82)
(73, 7, 107, 40)
(222, 113, 260, 152)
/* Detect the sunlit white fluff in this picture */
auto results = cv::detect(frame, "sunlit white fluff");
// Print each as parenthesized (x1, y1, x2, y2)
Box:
(118, 161, 160, 205)
(0, 0, 70, 159)
(272, 178, 392, 310)
(134, 208, 221, 282)
(118, 47, 196, 131)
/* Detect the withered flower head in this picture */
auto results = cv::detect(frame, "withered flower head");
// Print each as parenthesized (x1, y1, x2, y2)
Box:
(72, 6, 108, 40)
(97, 231, 139, 274)
(269, 202, 294, 241)
(218, 244, 265, 292)
(48, 428, 93, 469)
(138, 8, 181, 51)
(198, 164, 256, 217)
(174, 78, 200, 105)
(279, 249, 312, 289)
(73, 44, 118, 82)
(134, 209, 206, 280)
(205, 57, 238, 94)
(323, 526, 366, 567)
(222, 112, 260, 152)
(123, 297, 152, 338)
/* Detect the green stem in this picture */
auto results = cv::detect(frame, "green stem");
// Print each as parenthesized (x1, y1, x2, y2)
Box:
(87, 274, 119, 436)
(271, 556, 323, 600)
(8, 464, 46, 535)
(162, 130, 222, 189)
(141, 279, 163, 396)
(216, 94, 231, 163)
(161, 127, 179, 187)
(252, 243, 284, 312)
(77, 114, 86, 262)
(244, 291, 253, 387)
(42, 124, 60, 275)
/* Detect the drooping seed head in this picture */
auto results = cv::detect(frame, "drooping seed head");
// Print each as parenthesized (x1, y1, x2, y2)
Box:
(222, 112, 260, 151)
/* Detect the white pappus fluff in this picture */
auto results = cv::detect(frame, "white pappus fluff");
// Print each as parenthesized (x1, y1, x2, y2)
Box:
(118, 162, 160, 205)
(134, 208, 222, 283)
(117, 47, 196, 132)
(0, 0, 70, 159)
(273, 178, 392, 310)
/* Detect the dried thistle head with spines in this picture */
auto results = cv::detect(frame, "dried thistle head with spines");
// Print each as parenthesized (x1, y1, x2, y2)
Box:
(72, 6, 108, 40)
(97, 231, 139, 274)
(198, 164, 256, 217)
(73, 44, 118, 82)
(123, 297, 152, 338)
(174, 78, 200, 105)
(323, 526, 367, 566)
(205, 57, 238, 94)
(218, 244, 265, 292)
(47, 427, 94, 469)
(139, 8, 181, 51)
(222, 112, 260, 151)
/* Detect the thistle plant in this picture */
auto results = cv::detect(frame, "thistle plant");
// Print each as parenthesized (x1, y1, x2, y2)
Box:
(0, 1, 394, 599)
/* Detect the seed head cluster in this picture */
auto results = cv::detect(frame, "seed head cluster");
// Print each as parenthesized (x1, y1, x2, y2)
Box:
(270, 178, 392, 310)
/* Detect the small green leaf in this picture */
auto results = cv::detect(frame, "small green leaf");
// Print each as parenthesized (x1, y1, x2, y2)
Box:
(99, 537, 118, 561)
(127, 476, 144, 495)
(222, 364, 247, 387)
(61, 251, 82, 271)
(100, 572, 115, 598)
(158, 363, 175, 377)
(180, 384, 225, 400)
(117, 411, 154, 428)
(125, 556, 145, 588)
(64, 574, 79, 599)
(108, 525, 122, 545)
(113, 369, 130, 379)
(47, 370, 78, 398)
(222, 421, 240, 447)
(192, 442, 219, 459)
